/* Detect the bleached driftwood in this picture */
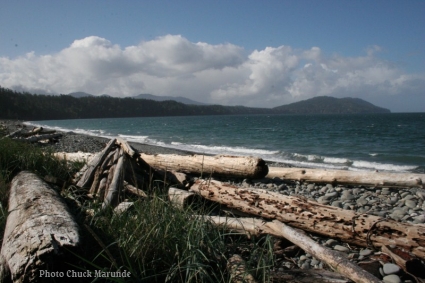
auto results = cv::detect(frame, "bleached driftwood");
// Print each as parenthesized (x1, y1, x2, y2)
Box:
(54, 151, 95, 163)
(24, 133, 62, 143)
(102, 149, 126, 209)
(271, 269, 351, 283)
(168, 187, 195, 208)
(202, 216, 381, 283)
(76, 138, 116, 188)
(140, 153, 268, 179)
(116, 138, 137, 158)
(0, 171, 80, 283)
(267, 167, 425, 188)
(190, 179, 425, 258)
(124, 181, 147, 198)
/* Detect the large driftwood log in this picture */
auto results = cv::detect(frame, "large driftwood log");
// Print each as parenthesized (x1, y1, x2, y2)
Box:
(140, 153, 268, 179)
(267, 167, 425, 188)
(0, 171, 80, 283)
(24, 133, 62, 143)
(76, 138, 116, 188)
(190, 180, 425, 258)
(202, 216, 380, 283)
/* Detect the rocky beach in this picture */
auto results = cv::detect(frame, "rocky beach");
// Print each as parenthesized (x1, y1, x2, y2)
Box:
(2, 119, 425, 282)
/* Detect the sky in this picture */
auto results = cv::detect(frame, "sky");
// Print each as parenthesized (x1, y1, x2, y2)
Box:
(0, 1, 424, 112)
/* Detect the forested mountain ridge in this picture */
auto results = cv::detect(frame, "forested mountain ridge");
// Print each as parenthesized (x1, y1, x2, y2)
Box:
(0, 87, 390, 121)
(273, 96, 390, 114)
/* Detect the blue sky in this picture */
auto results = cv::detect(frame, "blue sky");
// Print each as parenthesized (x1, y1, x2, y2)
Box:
(1, 0, 424, 112)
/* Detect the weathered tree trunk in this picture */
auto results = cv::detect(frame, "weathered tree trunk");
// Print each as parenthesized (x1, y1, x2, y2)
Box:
(21, 127, 43, 137)
(190, 179, 425, 258)
(0, 171, 80, 283)
(267, 167, 425, 188)
(201, 216, 380, 283)
(24, 133, 62, 143)
(76, 138, 116, 188)
(140, 153, 269, 179)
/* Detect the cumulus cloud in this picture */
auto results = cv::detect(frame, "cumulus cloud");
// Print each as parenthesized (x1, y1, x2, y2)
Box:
(0, 35, 424, 111)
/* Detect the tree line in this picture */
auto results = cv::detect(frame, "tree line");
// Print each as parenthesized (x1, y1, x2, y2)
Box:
(0, 87, 269, 120)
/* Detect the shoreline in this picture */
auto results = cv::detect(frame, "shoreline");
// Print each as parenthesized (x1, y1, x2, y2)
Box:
(0, 119, 289, 167)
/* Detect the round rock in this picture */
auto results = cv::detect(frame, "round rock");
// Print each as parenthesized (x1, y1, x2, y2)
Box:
(383, 263, 400, 275)
(382, 274, 401, 283)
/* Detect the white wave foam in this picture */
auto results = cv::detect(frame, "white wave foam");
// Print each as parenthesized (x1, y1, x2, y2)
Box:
(369, 153, 378, 156)
(118, 134, 149, 143)
(352, 160, 417, 172)
(189, 144, 279, 156)
(323, 157, 351, 164)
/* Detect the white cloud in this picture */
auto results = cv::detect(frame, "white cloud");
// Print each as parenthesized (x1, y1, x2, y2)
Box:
(0, 35, 424, 111)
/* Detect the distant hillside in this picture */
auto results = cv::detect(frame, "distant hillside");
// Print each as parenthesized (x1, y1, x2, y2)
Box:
(68, 92, 94, 98)
(133, 93, 207, 105)
(0, 87, 390, 121)
(273, 96, 391, 114)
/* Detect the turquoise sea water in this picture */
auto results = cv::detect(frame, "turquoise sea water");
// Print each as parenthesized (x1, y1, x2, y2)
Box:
(28, 113, 425, 173)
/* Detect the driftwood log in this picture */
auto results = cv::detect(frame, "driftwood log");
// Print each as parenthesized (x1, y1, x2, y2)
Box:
(202, 216, 381, 283)
(267, 167, 425, 189)
(271, 269, 351, 283)
(190, 179, 425, 258)
(24, 133, 62, 143)
(0, 171, 80, 283)
(140, 153, 268, 179)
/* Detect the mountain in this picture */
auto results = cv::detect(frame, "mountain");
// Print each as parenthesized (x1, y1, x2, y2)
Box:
(132, 93, 207, 105)
(273, 96, 391, 114)
(68, 92, 94, 98)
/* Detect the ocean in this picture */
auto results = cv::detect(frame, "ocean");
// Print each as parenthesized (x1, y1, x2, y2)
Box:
(27, 113, 425, 173)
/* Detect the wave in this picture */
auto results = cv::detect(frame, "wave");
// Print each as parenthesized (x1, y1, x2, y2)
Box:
(351, 160, 417, 172)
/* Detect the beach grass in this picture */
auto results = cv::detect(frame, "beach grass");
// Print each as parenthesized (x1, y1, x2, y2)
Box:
(0, 135, 275, 282)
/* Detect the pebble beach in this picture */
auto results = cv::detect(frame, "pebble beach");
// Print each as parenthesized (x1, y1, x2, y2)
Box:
(2, 119, 425, 282)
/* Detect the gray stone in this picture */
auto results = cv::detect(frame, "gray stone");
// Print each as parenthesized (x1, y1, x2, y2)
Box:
(333, 245, 350, 252)
(325, 191, 338, 198)
(382, 274, 401, 283)
(357, 197, 368, 206)
(325, 239, 338, 247)
(413, 215, 425, 224)
(383, 263, 400, 275)
(300, 262, 310, 269)
(405, 199, 417, 208)
(401, 192, 410, 198)
(359, 249, 373, 256)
